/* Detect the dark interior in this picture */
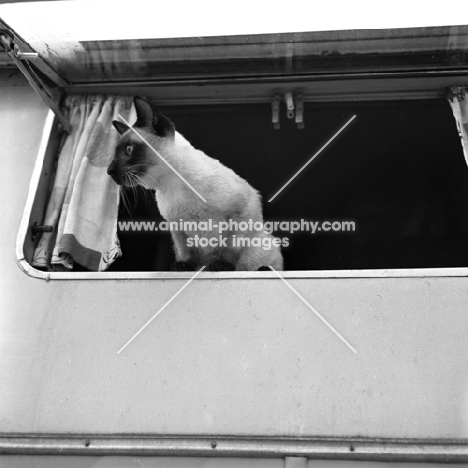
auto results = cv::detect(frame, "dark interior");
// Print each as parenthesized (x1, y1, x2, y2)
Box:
(107, 98, 468, 272)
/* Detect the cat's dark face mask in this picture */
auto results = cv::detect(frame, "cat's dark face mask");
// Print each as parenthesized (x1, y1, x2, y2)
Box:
(107, 132, 150, 187)
(107, 96, 175, 187)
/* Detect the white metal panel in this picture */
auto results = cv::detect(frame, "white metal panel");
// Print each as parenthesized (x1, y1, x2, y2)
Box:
(1, 76, 468, 441)
(2, 273, 466, 437)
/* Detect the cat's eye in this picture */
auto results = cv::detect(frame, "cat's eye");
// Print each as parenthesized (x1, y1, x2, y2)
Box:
(125, 145, 133, 156)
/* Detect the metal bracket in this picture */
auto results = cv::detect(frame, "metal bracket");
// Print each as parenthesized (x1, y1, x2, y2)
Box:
(271, 91, 305, 129)
(295, 92, 304, 129)
(272, 93, 281, 130)
(0, 31, 71, 134)
(285, 92, 295, 119)
(14, 44, 39, 61)
(31, 222, 53, 242)
(447, 86, 466, 102)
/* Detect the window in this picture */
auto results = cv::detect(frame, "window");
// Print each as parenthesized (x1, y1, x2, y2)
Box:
(2, 2, 468, 277)
(106, 99, 468, 272)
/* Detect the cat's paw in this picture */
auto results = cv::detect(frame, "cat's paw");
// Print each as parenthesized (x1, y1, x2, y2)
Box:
(171, 261, 197, 271)
(257, 266, 271, 271)
(208, 260, 235, 271)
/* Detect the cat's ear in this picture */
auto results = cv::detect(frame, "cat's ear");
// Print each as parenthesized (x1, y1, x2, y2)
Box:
(112, 120, 129, 135)
(153, 110, 175, 138)
(134, 96, 153, 128)
(134, 95, 175, 137)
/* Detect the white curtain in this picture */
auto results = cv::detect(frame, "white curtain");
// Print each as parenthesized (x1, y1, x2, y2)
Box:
(33, 94, 136, 271)
(448, 87, 468, 167)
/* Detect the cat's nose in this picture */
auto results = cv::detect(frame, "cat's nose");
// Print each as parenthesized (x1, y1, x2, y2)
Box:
(107, 161, 117, 176)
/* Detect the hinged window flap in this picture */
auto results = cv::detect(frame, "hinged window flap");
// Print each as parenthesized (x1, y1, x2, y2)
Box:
(1, 2, 467, 87)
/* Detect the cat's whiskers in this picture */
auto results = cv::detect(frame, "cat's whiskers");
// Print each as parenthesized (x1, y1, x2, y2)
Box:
(127, 172, 139, 209)
(128, 172, 154, 205)
(119, 175, 132, 216)
(135, 171, 158, 188)
(132, 172, 149, 190)
(127, 173, 138, 212)
(125, 172, 139, 212)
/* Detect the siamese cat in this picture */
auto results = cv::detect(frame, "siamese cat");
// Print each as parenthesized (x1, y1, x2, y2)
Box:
(108, 96, 283, 272)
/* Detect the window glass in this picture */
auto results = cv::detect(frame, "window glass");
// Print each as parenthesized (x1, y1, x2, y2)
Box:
(107, 99, 468, 272)
(0, 2, 467, 84)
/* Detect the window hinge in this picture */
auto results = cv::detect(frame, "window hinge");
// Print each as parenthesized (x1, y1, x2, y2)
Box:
(14, 44, 39, 61)
(271, 91, 305, 130)
(0, 30, 71, 134)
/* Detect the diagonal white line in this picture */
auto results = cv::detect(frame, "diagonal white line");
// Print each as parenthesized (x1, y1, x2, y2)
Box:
(117, 114, 207, 203)
(268, 115, 356, 202)
(268, 266, 357, 354)
(117, 266, 206, 354)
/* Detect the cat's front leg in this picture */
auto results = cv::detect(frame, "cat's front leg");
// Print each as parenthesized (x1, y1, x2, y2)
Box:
(207, 260, 235, 271)
(170, 230, 199, 271)
(172, 260, 198, 271)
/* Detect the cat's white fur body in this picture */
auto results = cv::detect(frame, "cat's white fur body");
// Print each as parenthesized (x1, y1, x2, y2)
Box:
(134, 130, 283, 271)
(109, 97, 283, 271)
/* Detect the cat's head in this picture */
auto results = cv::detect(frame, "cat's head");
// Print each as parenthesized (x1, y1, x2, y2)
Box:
(107, 96, 175, 188)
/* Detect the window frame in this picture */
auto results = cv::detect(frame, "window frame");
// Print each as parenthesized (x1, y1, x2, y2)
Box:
(11, 22, 468, 280)
(16, 107, 468, 280)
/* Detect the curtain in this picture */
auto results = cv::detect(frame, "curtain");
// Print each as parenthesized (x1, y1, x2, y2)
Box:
(33, 94, 136, 271)
(448, 87, 468, 167)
